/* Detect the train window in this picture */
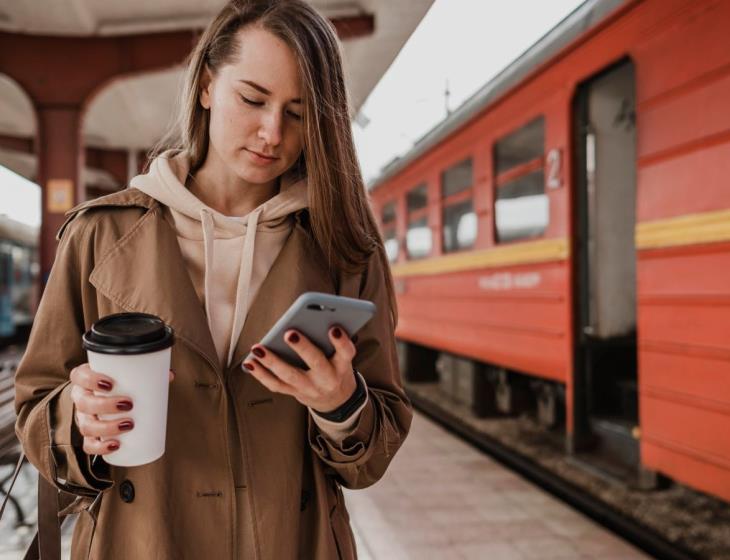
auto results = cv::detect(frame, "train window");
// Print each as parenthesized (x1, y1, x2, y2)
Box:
(380, 201, 400, 263)
(405, 183, 431, 259)
(493, 117, 548, 243)
(381, 201, 396, 225)
(494, 117, 545, 175)
(443, 200, 477, 253)
(441, 158, 473, 198)
(406, 216, 432, 259)
(406, 183, 428, 212)
(495, 170, 549, 242)
(383, 228, 399, 263)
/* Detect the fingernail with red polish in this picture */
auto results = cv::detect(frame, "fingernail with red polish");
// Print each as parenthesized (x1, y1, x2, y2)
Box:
(97, 380, 113, 391)
(118, 421, 134, 431)
(287, 332, 300, 344)
(244, 362, 255, 371)
(116, 400, 133, 411)
(252, 346, 265, 358)
(332, 327, 342, 339)
(108, 442, 120, 451)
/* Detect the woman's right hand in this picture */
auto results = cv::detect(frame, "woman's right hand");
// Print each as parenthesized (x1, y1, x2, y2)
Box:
(69, 364, 175, 456)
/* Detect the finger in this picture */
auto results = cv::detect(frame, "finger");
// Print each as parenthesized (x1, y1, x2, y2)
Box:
(281, 330, 334, 379)
(249, 344, 312, 392)
(327, 325, 357, 374)
(70, 384, 92, 413)
(82, 436, 120, 456)
(169, 370, 175, 382)
(70, 363, 116, 393)
(74, 388, 133, 416)
(244, 359, 296, 396)
(76, 412, 134, 438)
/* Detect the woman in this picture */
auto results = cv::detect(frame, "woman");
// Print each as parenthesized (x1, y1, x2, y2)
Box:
(12, 0, 412, 558)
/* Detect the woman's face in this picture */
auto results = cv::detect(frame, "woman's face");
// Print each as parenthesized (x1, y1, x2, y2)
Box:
(200, 25, 304, 185)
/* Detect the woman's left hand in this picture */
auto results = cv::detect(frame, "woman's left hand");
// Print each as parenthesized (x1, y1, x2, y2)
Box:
(243, 325, 358, 413)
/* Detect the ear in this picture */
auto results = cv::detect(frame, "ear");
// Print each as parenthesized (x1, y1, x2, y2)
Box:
(199, 65, 213, 110)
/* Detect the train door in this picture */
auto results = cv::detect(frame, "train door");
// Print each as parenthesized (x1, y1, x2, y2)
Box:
(572, 59, 639, 479)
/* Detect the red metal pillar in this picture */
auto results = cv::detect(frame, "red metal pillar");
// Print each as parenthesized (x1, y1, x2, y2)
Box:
(0, 30, 197, 290)
(86, 147, 128, 188)
(137, 149, 150, 175)
(35, 104, 84, 285)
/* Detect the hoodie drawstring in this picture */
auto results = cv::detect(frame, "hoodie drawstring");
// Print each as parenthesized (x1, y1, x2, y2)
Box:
(200, 206, 266, 368)
(227, 206, 264, 367)
(200, 209, 216, 343)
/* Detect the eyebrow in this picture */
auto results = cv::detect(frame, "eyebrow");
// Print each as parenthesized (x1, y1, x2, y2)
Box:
(238, 79, 302, 104)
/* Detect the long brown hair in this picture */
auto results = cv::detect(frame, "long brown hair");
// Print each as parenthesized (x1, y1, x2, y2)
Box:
(149, 0, 397, 326)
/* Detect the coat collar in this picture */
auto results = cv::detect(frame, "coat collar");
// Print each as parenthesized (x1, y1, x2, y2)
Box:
(76, 189, 331, 380)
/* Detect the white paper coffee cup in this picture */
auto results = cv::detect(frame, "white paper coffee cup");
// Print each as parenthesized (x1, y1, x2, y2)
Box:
(82, 313, 174, 467)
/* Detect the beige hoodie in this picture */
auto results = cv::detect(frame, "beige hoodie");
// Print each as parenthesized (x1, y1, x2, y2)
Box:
(130, 150, 366, 438)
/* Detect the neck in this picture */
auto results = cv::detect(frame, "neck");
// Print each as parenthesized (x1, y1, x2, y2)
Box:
(187, 150, 279, 216)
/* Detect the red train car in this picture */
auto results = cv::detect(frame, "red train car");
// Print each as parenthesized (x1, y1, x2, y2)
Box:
(369, 0, 730, 502)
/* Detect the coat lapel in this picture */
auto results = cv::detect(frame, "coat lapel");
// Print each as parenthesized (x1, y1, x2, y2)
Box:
(89, 205, 220, 375)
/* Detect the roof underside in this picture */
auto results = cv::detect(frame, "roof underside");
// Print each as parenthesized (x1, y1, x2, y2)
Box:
(0, 0, 434, 183)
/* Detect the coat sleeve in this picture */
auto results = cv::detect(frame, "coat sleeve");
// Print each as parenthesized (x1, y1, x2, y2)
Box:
(307, 248, 413, 489)
(14, 212, 114, 497)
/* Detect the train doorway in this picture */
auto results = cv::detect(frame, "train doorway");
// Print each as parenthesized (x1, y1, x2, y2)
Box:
(571, 59, 639, 479)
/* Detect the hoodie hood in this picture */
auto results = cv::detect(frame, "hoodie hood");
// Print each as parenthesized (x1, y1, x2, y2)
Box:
(130, 149, 308, 367)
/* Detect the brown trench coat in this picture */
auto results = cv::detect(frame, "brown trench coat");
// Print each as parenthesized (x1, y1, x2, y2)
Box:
(14, 188, 413, 559)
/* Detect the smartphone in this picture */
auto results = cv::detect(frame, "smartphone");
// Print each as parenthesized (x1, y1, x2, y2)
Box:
(245, 292, 376, 370)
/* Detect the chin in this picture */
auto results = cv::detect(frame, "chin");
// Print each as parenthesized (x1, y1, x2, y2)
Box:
(232, 161, 280, 185)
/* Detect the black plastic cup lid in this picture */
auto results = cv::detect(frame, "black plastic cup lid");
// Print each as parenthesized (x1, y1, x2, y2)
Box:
(82, 313, 174, 355)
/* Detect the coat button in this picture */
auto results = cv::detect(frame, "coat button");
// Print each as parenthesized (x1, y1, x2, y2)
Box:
(119, 480, 135, 503)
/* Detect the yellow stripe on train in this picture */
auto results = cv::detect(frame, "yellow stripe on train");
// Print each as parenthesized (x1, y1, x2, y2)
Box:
(389, 209, 730, 277)
(389, 238, 569, 277)
(635, 208, 730, 250)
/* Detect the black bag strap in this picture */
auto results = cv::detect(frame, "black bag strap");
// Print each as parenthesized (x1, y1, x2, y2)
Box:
(23, 531, 41, 560)
(1, 452, 63, 560)
(36, 470, 62, 559)
(0, 452, 26, 519)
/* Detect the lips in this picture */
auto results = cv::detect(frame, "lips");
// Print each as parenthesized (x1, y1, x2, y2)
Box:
(246, 148, 278, 160)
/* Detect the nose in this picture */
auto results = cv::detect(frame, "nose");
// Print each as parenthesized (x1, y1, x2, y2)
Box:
(257, 110, 283, 148)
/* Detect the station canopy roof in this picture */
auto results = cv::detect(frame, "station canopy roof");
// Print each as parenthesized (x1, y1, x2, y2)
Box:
(0, 0, 434, 185)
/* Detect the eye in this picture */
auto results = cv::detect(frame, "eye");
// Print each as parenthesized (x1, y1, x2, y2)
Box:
(241, 94, 301, 120)
(240, 95, 263, 106)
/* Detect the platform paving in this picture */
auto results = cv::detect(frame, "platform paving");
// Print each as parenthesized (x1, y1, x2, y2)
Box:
(343, 411, 652, 559)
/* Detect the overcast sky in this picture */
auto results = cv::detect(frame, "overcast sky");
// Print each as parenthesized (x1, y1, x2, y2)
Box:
(352, 0, 585, 183)
(1, 0, 585, 228)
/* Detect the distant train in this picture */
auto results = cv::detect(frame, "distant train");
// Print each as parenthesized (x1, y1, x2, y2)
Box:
(369, 0, 730, 502)
(0, 214, 39, 345)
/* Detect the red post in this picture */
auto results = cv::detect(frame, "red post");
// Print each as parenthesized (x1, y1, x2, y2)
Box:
(35, 104, 84, 287)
